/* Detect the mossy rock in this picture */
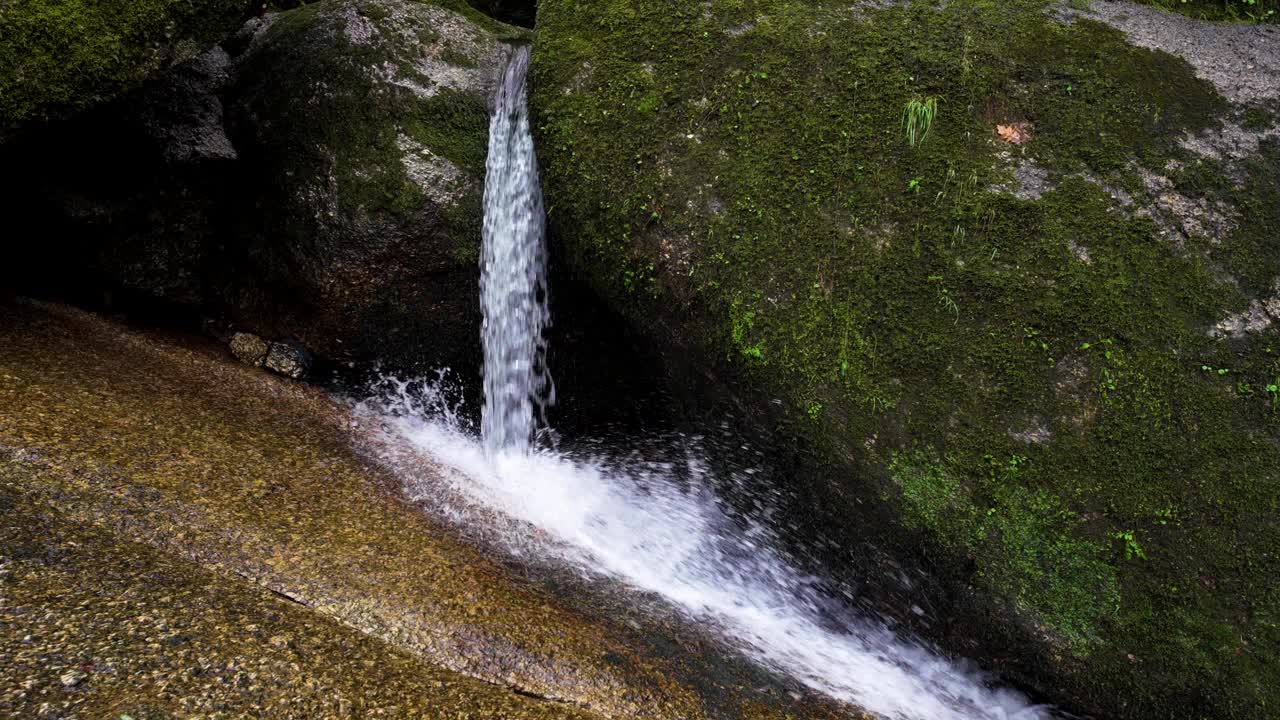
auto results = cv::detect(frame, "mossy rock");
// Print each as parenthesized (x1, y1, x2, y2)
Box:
(224, 0, 528, 368)
(530, 0, 1280, 717)
(0, 0, 248, 140)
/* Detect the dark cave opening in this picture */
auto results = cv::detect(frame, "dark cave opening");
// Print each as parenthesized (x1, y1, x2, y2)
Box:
(466, 0, 536, 28)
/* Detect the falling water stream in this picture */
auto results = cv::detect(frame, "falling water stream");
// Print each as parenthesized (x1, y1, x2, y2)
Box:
(479, 45, 552, 455)
(372, 46, 1054, 720)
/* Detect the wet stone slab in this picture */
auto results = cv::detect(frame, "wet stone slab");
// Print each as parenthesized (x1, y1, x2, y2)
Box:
(0, 299, 859, 720)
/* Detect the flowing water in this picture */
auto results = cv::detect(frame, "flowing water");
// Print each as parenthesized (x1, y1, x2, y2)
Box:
(369, 47, 1055, 720)
(480, 45, 552, 455)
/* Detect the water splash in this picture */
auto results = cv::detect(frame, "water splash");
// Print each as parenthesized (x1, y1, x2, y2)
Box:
(480, 45, 552, 454)
(361, 380, 1053, 720)
(407, 37, 1058, 720)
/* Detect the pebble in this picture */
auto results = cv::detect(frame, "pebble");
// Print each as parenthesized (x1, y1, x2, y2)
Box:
(59, 669, 87, 687)
(265, 340, 312, 380)
(229, 332, 269, 367)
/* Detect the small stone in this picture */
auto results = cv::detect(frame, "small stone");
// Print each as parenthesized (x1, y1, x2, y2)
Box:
(60, 669, 87, 688)
(229, 332, 269, 367)
(265, 340, 312, 380)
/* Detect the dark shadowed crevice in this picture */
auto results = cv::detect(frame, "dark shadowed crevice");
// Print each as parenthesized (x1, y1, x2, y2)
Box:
(465, 0, 536, 27)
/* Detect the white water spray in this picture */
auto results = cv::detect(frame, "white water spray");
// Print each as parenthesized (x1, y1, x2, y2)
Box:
(480, 44, 552, 454)
(371, 45, 1056, 720)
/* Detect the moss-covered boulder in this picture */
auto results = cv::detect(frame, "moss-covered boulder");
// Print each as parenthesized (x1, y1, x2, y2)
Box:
(0, 0, 248, 140)
(2, 0, 527, 371)
(531, 1, 1280, 717)
(222, 0, 526, 368)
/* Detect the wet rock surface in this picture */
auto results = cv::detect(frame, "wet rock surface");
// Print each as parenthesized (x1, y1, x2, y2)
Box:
(0, 487, 603, 720)
(222, 0, 522, 370)
(0, 300, 858, 720)
(1083, 1, 1280, 106)
(531, 0, 1280, 716)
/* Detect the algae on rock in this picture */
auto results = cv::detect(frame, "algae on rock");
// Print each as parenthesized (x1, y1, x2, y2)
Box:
(223, 0, 527, 369)
(530, 1, 1280, 717)
(0, 0, 247, 139)
(2, 0, 527, 372)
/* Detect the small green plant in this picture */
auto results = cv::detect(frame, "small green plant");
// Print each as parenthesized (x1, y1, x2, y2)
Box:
(1267, 381, 1278, 410)
(1114, 530, 1147, 561)
(928, 275, 960, 322)
(935, 165, 958, 204)
(907, 176, 923, 193)
(807, 403, 824, 421)
(903, 96, 939, 147)
(1022, 329, 1052, 365)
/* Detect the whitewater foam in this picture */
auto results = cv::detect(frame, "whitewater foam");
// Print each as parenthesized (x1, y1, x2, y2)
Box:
(383, 42, 1058, 720)
(365, 386, 1051, 720)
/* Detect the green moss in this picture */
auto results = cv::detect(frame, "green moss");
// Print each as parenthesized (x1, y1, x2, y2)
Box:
(404, 88, 491, 175)
(891, 449, 1118, 653)
(241, 1, 492, 219)
(533, 0, 1280, 715)
(1009, 19, 1226, 177)
(358, 0, 394, 21)
(0, 0, 245, 135)
(1241, 104, 1277, 131)
(441, 45, 480, 68)
(438, 0, 533, 40)
(889, 448, 975, 539)
(443, 187, 484, 264)
(973, 455, 1119, 654)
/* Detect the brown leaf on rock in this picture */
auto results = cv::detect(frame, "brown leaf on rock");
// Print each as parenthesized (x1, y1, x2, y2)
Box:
(995, 122, 1032, 145)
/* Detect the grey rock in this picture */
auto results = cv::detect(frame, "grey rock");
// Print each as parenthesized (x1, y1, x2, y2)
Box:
(221, 0, 521, 369)
(229, 333, 269, 367)
(265, 341, 311, 380)
(4, 1, 525, 372)
(1081, 1, 1280, 106)
(137, 46, 238, 165)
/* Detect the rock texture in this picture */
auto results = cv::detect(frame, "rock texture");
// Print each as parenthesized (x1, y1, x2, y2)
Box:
(0, 300, 857, 720)
(0, 0, 248, 141)
(229, 331, 269, 366)
(264, 339, 312, 379)
(531, 1, 1280, 717)
(0, 488, 604, 720)
(0, 0, 526, 372)
(222, 0, 521, 370)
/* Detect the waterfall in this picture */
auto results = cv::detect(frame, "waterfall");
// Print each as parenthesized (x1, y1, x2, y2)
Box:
(366, 40, 1056, 720)
(480, 45, 553, 455)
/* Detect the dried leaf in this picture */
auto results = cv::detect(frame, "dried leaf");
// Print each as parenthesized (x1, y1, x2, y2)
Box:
(995, 122, 1032, 145)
